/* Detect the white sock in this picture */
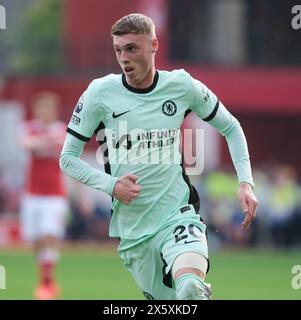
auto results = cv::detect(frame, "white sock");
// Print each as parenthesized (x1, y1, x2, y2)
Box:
(175, 273, 211, 300)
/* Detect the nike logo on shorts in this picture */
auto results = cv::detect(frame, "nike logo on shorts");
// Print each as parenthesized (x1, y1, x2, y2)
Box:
(112, 110, 131, 118)
(184, 240, 201, 244)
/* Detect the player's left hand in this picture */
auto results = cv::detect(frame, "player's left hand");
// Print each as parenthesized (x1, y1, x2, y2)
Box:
(237, 182, 259, 230)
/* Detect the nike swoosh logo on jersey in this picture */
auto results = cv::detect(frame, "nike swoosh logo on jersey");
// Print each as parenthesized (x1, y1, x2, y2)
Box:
(112, 110, 131, 118)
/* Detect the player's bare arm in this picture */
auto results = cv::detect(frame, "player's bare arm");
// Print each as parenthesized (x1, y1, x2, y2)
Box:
(112, 173, 141, 205)
(48, 132, 67, 147)
(19, 133, 49, 151)
(237, 182, 259, 230)
(20, 132, 65, 151)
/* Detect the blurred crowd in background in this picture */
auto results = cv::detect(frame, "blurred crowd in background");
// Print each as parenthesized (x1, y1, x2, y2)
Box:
(198, 165, 301, 249)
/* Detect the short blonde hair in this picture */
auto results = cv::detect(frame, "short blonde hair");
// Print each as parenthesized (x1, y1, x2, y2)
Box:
(111, 13, 156, 38)
(31, 91, 60, 109)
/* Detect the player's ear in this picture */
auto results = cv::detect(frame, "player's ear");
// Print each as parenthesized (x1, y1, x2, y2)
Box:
(152, 38, 158, 53)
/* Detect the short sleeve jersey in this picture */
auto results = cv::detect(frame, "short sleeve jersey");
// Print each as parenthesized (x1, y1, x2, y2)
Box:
(22, 120, 67, 196)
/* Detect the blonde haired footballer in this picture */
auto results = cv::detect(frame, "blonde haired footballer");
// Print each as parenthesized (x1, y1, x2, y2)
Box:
(60, 13, 258, 300)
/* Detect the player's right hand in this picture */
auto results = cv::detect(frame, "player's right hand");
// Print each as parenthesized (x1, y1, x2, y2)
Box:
(112, 173, 141, 205)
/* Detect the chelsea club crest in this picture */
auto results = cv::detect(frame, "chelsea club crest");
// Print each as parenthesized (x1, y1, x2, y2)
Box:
(162, 100, 177, 116)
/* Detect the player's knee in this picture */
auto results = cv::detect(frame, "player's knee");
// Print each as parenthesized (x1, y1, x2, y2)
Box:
(172, 252, 208, 280)
(175, 274, 211, 300)
(172, 252, 210, 300)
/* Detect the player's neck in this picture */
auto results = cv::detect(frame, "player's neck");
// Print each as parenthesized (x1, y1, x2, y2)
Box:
(126, 67, 156, 90)
(38, 118, 56, 127)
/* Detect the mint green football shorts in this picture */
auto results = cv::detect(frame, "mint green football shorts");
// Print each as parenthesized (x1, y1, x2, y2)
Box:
(117, 205, 209, 300)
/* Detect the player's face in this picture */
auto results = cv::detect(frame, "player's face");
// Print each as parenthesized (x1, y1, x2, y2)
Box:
(33, 100, 58, 125)
(113, 33, 158, 88)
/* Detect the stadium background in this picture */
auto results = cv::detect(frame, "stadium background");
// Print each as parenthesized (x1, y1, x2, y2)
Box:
(0, 0, 301, 299)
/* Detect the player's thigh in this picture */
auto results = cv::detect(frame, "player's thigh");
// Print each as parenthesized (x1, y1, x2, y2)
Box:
(118, 239, 177, 300)
(37, 197, 68, 239)
(161, 216, 209, 285)
(19, 195, 40, 241)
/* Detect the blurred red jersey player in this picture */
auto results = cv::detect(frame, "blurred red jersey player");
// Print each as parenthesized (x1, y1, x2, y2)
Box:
(18, 91, 68, 300)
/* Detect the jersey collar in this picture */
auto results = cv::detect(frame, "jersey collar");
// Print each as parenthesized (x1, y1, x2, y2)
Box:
(122, 70, 159, 94)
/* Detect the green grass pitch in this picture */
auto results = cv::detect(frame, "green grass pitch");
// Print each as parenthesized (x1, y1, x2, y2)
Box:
(0, 245, 300, 300)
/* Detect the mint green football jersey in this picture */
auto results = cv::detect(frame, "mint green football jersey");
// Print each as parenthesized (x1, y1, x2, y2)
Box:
(67, 69, 219, 240)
